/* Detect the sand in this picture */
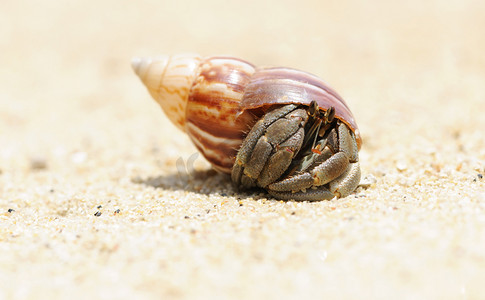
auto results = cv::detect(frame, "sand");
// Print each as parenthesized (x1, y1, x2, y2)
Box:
(1, 0, 484, 299)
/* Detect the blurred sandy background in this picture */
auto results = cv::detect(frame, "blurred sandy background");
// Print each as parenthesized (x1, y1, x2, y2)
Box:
(1, 0, 485, 299)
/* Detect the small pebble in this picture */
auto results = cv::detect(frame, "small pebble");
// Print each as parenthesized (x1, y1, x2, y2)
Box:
(30, 156, 48, 170)
(396, 161, 407, 172)
(359, 174, 377, 188)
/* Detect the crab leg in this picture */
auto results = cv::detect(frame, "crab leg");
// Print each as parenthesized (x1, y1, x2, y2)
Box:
(257, 127, 305, 187)
(325, 124, 361, 197)
(329, 162, 361, 197)
(232, 104, 308, 188)
(267, 172, 314, 192)
(240, 135, 273, 188)
(268, 187, 335, 201)
(271, 160, 360, 201)
(311, 152, 349, 186)
(338, 122, 359, 163)
(231, 104, 298, 185)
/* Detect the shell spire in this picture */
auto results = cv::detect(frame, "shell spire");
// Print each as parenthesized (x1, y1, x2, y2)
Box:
(131, 54, 202, 132)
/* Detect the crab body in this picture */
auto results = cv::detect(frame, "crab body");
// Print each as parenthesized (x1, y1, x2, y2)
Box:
(132, 54, 361, 200)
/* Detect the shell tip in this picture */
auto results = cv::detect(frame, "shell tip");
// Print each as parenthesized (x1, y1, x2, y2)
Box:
(131, 57, 143, 76)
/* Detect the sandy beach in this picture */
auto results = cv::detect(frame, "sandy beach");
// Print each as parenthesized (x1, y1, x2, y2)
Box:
(1, 0, 484, 298)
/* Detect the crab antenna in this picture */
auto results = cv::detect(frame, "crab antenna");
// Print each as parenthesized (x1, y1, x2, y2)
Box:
(311, 119, 322, 150)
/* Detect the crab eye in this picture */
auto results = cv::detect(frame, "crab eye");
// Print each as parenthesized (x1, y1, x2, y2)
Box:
(307, 100, 319, 118)
(325, 107, 336, 123)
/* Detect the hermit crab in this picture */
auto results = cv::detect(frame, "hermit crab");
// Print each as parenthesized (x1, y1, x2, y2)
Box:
(132, 54, 361, 200)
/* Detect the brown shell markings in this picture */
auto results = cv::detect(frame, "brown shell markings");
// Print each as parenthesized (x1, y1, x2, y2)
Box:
(185, 57, 257, 173)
